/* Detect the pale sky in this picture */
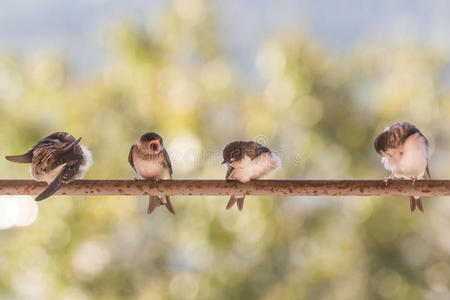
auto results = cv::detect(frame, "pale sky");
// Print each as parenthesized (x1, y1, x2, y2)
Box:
(0, 0, 449, 78)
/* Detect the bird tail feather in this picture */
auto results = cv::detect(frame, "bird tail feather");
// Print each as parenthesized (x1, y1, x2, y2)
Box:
(410, 196, 424, 213)
(226, 195, 245, 211)
(147, 196, 162, 215)
(164, 196, 176, 215)
(147, 195, 176, 215)
(5, 152, 33, 163)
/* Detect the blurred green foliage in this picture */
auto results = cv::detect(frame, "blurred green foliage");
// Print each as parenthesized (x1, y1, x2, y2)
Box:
(0, 0, 450, 299)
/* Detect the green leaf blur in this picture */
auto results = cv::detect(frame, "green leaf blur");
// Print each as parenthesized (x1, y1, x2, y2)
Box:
(0, 1, 449, 299)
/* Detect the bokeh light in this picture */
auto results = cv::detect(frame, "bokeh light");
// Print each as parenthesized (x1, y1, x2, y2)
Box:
(0, 1, 449, 299)
(0, 196, 38, 229)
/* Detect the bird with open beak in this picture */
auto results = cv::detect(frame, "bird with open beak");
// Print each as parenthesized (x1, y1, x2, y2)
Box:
(128, 132, 175, 215)
(373, 122, 431, 213)
(222, 140, 280, 211)
(5, 132, 93, 201)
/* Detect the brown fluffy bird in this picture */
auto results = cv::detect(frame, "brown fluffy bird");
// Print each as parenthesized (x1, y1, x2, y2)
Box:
(5, 132, 93, 201)
(222, 141, 280, 211)
(373, 122, 431, 213)
(128, 132, 175, 215)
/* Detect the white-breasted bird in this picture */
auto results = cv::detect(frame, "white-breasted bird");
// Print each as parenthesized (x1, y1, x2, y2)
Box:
(373, 122, 431, 213)
(5, 132, 92, 201)
(128, 132, 175, 215)
(222, 140, 280, 211)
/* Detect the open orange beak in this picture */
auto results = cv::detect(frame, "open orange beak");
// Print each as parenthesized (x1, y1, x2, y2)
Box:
(149, 140, 160, 153)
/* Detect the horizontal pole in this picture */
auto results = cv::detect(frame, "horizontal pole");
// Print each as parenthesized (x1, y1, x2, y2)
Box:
(0, 180, 449, 197)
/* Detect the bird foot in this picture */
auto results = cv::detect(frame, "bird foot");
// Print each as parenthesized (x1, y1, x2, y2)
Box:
(411, 177, 417, 185)
(384, 176, 392, 187)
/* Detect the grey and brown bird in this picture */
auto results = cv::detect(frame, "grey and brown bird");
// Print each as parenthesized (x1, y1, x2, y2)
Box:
(222, 140, 280, 211)
(374, 122, 431, 213)
(5, 132, 93, 201)
(129, 132, 175, 215)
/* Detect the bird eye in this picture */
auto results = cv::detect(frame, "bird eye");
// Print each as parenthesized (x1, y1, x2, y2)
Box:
(400, 152, 403, 155)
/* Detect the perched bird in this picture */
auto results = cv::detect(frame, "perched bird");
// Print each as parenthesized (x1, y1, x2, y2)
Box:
(128, 132, 175, 215)
(5, 132, 93, 201)
(373, 122, 431, 213)
(222, 140, 280, 211)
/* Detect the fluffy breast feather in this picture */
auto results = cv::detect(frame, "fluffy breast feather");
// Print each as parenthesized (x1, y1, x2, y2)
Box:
(382, 133, 428, 179)
(396, 134, 428, 178)
(133, 154, 170, 179)
(230, 152, 280, 182)
(75, 145, 93, 179)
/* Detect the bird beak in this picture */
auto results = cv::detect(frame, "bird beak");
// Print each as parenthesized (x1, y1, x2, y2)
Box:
(221, 160, 226, 164)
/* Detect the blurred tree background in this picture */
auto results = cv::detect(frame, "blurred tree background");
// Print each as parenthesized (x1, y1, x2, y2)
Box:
(0, 0, 450, 299)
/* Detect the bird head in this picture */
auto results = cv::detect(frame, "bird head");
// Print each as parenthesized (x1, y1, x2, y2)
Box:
(222, 141, 244, 165)
(139, 132, 164, 155)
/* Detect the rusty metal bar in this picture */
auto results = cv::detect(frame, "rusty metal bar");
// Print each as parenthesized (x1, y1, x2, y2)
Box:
(0, 180, 449, 197)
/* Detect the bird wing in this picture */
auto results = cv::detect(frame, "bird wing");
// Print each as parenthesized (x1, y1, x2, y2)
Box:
(35, 162, 81, 201)
(32, 132, 78, 154)
(225, 166, 234, 180)
(426, 164, 431, 179)
(162, 149, 173, 177)
(35, 137, 83, 173)
(54, 137, 83, 165)
(128, 145, 136, 172)
(246, 141, 271, 160)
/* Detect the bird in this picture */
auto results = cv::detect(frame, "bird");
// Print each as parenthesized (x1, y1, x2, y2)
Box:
(222, 140, 280, 211)
(5, 132, 93, 201)
(128, 132, 175, 215)
(373, 122, 431, 213)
